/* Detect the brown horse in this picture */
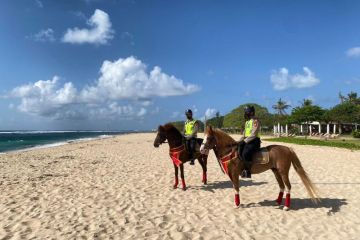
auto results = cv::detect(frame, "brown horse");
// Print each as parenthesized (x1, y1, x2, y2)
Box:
(153, 123, 209, 190)
(200, 126, 319, 210)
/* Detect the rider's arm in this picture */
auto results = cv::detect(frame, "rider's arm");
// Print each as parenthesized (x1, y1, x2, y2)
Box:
(192, 121, 198, 136)
(183, 122, 186, 136)
(244, 119, 260, 143)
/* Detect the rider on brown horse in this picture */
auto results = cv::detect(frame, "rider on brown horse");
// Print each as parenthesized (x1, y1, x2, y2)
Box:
(238, 105, 261, 178)
(184, 109, 198, 165)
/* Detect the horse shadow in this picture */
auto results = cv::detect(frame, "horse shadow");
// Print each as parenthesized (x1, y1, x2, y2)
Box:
(190, 180, 268, 193)
(248, 197, 347, 215)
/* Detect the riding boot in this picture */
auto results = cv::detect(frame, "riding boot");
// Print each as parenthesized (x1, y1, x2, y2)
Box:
(241, 161, 252, 178)
(189, 151, 194, 165)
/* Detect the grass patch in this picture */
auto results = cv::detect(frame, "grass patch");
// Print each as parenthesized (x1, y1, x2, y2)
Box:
(264, 137, 360, 150)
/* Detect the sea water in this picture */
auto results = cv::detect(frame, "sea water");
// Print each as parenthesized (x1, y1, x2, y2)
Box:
(0, 131, 133, 153)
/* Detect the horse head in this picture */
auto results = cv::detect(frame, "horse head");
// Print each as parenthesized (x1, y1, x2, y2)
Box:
(154, 125, 167, 148)
(200, 125, 217, 153)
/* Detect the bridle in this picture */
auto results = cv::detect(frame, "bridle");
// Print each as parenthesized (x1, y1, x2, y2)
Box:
(202, 133, 239, 174)
(156, 131, 168, 145)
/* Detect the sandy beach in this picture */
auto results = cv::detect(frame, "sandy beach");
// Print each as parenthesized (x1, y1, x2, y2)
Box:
(1, 132, 360, 239)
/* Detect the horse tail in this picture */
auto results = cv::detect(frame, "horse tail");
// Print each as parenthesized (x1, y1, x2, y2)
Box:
(289, 148, 320, 203)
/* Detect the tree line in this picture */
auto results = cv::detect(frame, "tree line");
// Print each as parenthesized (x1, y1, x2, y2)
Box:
(171, 91, 360, 134)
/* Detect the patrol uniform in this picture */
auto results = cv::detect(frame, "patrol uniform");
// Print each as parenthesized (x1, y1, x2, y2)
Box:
(184, 118, 198, 163)
(238, 109, 261, 178)
(241, 118, 261, 162)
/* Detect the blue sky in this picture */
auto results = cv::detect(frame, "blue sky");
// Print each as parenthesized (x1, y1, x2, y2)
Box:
(1, 0, 360, 130)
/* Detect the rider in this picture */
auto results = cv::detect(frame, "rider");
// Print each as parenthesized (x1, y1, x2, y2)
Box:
(184, 109, 198, 165)
(238, 105, 261, 178)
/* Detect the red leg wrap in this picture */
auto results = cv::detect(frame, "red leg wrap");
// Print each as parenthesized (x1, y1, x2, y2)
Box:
(276, 192, 284, 205)
(173, 177, 179, 189)
(235, 194, 240, 206)
(181, 178, 186, 191)
(202, 172, 207, 184)
(285, 193, 291, 208)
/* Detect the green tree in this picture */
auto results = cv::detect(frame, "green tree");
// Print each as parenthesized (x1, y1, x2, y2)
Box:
(338, 91, 360, 105)
(223, 103, 273, 131)
(289, 104, 324, 135)
(272, 98, 291, 115)
(302, 98, 313, 107)
(272, 98, 291, 131)
(328, 103, 360, 124)
(207, 111, 224, 128)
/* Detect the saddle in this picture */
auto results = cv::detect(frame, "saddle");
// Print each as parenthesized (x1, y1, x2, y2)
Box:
(251, 147, 269, 164)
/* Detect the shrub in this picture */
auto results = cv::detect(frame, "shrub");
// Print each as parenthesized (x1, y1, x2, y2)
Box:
(352, 130, 360, 138)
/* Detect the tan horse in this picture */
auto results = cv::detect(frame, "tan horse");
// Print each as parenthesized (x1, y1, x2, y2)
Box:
(200, 126, 319, 210)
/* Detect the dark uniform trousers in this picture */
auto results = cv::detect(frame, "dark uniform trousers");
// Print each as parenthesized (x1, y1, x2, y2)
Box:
(241, 137, 261, 164)
(186, 137, 196, 159)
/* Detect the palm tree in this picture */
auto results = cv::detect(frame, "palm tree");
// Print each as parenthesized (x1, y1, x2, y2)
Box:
(302, 99, 313, 107)
(272, 98, 291, 115)
(339, 92, 346, 103)
(347, 91, 359, 104)
(272, 98, 290, 136)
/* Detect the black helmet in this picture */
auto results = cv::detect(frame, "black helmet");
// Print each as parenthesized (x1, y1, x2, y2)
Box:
(244, 105, 255, 119)
(185, 109, 193, 114)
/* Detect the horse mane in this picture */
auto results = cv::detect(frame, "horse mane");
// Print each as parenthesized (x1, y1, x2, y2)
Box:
(206, 128, 237, 146)
(163, 123, 182, 138)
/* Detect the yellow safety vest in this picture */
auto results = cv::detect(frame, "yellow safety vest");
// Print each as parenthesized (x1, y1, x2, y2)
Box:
(185, 119, 197, 135)
(244, 119, 260, 137)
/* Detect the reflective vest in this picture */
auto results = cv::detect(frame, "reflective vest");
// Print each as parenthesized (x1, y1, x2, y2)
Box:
(185, 119, 197, 135)
(244, 119, 260, 137)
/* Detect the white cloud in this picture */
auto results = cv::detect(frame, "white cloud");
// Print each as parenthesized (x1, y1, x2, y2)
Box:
(11, 76, 78, 117)
(62, 9, 114, 45)
(346, 47, 360, 58)
(35, 0, 43, 8)
(28, 28, 55, 42)
(204, 108, 217, 119)
(121, 32, 135, 46)
(8, 56, 199, 120)
(200, 108, 217, 121)
(80, 56, 199, 102)
(270, 67, 320, 91)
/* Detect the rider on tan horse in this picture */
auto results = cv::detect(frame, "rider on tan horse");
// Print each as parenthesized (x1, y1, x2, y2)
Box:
(238, 105, 261, 178)
(184, 109, 199, 165)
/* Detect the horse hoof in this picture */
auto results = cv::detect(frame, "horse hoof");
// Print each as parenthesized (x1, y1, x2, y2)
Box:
(283, 206, 290, 211)
(182, 187, 187, 191)
(173, 185, 178, 189)
(234, 204, 240, 209)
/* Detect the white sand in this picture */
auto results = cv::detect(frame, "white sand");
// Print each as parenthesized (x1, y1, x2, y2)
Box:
(1, 133, 360, 239)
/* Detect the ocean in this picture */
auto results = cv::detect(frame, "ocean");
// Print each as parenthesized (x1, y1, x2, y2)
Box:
(0, 131, 133, 153)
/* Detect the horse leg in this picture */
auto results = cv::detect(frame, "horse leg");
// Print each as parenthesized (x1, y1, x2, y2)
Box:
(173, 163, 179, 189)
(180, 164, 186, 191)
(229, 167, 240, 208)
(271, 168, 285, 205)
(279, 172, 292, 211)
(198, 154, 208, 184)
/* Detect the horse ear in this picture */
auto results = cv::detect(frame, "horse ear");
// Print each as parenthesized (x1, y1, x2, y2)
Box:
(207, 125, 213, 134)
(158, 125, 164, 131)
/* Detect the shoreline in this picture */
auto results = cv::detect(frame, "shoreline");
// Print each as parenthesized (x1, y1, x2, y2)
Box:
(0, 132, 136, 155)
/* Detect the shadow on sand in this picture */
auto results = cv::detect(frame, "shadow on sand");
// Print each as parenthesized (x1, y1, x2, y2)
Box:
(247, 197, 347, 215)
(190, 180, 268, 192)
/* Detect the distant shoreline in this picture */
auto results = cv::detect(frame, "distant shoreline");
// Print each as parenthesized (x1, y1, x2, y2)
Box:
(0, 131, 150, 154)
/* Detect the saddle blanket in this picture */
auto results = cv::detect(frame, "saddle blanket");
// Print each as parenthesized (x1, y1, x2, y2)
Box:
(252, 148, 269, 164)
